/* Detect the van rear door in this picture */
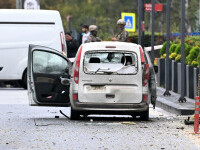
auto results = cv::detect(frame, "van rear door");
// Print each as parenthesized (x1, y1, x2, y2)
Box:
(78, 50, 143, 104)
(28, 45, 71, 107)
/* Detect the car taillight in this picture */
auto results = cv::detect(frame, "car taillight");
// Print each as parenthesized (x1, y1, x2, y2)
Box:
(139, 46, 145, 63)
(60, 32, 66, 56)
(143, 94, 148, 102)
(74, 46, 83, 84)
(143, 64, 149, 86)
(73, 93, 78, 100)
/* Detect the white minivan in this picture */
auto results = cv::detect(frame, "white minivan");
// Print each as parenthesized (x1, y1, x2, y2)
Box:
(0, 9, 67, 88)
(27, 42, 157, 121)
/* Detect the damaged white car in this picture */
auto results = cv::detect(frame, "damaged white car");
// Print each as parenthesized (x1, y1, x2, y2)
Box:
(27, 42, 157, 121)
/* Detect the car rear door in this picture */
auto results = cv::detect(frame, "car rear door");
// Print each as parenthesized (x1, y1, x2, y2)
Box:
(28, 45, 72, 107)
(78, 50, 143, 104)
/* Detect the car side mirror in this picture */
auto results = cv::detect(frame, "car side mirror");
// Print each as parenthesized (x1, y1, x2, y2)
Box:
(154, 65, 158, 74)
(60, 77, 70, 85)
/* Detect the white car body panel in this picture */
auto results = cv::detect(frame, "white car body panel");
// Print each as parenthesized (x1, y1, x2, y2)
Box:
(0, 9, 66, 80)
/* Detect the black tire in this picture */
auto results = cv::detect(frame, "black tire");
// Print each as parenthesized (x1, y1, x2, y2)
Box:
(140, 107, 149, 121)
(70, 107, 80, 120)
(19, 70, 27, 89)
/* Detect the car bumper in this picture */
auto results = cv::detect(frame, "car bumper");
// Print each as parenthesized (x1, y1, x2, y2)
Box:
(71, 101, 149, 114)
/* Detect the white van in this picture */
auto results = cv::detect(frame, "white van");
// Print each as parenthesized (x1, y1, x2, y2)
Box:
(0, 9, 67, 88)
(27, 42, 157, 121)
(70, 42, 157, 120)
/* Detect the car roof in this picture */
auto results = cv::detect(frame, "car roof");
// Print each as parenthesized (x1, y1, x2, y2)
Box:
(82, 41, 139, 52)
(0, 9, 61, 24)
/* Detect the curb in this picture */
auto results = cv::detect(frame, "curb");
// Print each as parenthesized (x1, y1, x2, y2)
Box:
(156, 87, 195, 115)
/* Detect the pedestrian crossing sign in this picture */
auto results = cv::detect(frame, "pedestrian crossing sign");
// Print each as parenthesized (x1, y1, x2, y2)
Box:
(121, 12, 136, 32)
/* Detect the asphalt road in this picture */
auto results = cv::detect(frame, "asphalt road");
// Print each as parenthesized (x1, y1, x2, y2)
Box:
(0, 88, 200, 150)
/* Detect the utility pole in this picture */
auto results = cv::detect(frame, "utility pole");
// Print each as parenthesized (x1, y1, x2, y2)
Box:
(141, 0, 145, 48)
(163, 0, 171, 96)
(16, 0, 20, 9)
(150, 0, 155, 64)
(178, 0, 186, 103)
(16, 0, 22, 9)
(138, 0, 145, 48)
(138, 0, 142, 46)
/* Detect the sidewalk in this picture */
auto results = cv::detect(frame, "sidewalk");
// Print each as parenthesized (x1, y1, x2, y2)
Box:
(156, 87, 195, 115)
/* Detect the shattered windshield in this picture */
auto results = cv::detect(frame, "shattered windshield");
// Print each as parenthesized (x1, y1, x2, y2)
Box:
(84, 51, 138, 75)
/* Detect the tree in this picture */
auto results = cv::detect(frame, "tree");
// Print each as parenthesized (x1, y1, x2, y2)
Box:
(0, 0, 15, 8)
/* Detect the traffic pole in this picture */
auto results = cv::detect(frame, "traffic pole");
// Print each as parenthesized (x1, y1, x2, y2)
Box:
(138, 0, 142, 46)
(150, 0, 155, 64)
(141, 0, 145, 48)
(163, 0, 171, 96)
(194, 96, 199, 134)
(178, 0, 186, 103)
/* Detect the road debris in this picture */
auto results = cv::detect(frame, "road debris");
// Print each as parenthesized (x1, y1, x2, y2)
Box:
(34, 119, 62, 126)
(59, 110, 70, 120)
(176, 127, 184, 130)
(121, 122, 136, 125)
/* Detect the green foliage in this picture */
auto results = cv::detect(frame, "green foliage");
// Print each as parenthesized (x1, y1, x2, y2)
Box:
(169, 52, 177, 60)
(175, 43, 189, 55)
(169, 44, 177, 54)
(185, 46, 200, 66)
(160, 54, 166, 59)
(175, 44, 181, 54)
(185, 44, 192, 57)
(173, 37, 181, 44)
(185, 36, 200, 46)
(160, 41, 172, 55)
(191, 60, 198, 67)
(175, 54, 181, 62)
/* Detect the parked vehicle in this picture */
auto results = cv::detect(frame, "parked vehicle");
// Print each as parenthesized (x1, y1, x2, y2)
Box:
(0, 9, 67, 89)
(27, 42, 157, 121)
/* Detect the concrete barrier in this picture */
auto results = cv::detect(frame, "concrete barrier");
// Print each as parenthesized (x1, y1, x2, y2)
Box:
(186, 65, 194, 98)
(171, 60, 178, 92)
(157, 58, 165, 87)
(177, 63, 186, 95)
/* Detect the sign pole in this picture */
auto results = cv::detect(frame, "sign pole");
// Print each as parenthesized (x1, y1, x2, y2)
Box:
(141, 0, 145, 48)
(138, 0, 142, 46)
(163, 0, 171, 96)
(150, 0, 155, 64)
(16, 0, 19, 9)
(178, 0, 186, 103)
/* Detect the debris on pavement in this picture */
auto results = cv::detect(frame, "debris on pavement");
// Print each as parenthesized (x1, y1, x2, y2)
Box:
(59, 110, 70, 120)
(176, 127, 185, 130)
(34, 119, 62, 126)
(121, 122, 136, 125)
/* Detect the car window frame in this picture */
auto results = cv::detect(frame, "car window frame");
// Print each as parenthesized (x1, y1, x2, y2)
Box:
(32, 49, 71, 76)
(82, 50, 139, 76)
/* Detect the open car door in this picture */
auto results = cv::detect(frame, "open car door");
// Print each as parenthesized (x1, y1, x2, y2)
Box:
(144, 51, 157, 108)
(28, 45, 72, 107)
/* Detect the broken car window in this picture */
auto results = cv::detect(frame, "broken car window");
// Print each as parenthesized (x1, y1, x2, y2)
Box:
(84, 51, 138, 75)
(33, 51, 68, 74)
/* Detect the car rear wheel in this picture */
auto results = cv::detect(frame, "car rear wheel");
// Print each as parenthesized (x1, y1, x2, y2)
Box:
(140, 107, 149, 121)
(70, 107, 80, 120)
